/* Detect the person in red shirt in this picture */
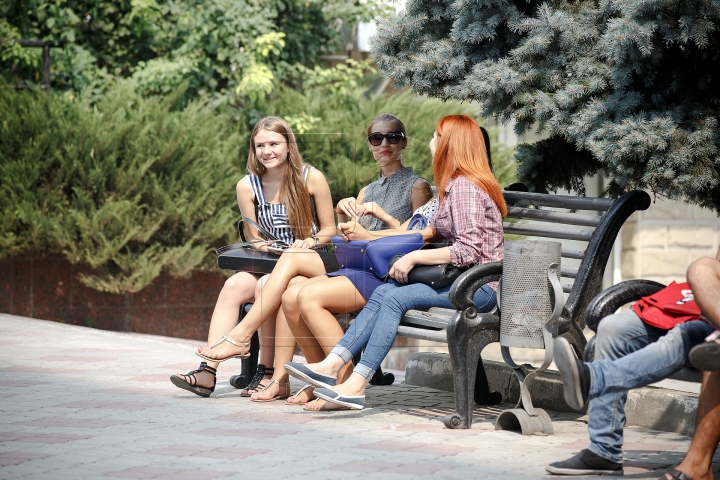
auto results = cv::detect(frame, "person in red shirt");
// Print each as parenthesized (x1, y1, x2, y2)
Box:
(547, 252, 717, 477)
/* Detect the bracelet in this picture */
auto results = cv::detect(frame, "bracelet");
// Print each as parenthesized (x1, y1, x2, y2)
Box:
(313, 235, 320, 248)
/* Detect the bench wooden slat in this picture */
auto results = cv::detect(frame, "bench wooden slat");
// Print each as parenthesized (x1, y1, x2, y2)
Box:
(504, 191, 615, 211)
(400, 310, 451, 329)
(396, 325, 448, 342)
(503, 222, 594, 241)
(507, 207, 603, 227)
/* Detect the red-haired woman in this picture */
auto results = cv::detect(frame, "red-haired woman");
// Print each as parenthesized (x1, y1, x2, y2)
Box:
(285, 115, 507, 410)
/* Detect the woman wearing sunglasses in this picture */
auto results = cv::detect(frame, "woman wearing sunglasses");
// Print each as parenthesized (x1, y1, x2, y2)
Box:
(194, 114, 433, 404)
(169, 116, 336, 398)
(285, 115, 506, 411)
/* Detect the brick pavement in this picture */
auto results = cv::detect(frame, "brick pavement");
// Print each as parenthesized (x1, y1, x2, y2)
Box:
(0, 313, 717, 479)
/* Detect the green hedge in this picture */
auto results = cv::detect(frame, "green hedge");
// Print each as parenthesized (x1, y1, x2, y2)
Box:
(0, 82, 515, 294)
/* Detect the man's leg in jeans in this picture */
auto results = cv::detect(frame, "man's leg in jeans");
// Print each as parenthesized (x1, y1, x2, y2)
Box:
(547, 310, 664, 475)
(549, 315, 714, 475)
(587, 310, 667, 462)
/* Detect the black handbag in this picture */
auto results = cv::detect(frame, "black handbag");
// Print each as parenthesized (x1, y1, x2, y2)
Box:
(387, 253, 469, 289)
(216, 218, 339, 274)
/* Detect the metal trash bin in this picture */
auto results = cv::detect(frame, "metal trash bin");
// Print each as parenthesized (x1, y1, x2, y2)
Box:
(495, 240, 564, 435)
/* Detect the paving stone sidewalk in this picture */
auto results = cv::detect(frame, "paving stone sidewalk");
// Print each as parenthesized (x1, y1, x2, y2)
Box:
(0, 313, 717, 479)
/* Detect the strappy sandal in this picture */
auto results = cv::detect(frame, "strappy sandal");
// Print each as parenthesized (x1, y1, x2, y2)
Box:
(661, 468, 693, 480)
(240, 365, 273, 397)
(250, 379, 290, 402)
(285, 384, 314, 406)
(196, 336, 251, 362)
(170, 362, 216, 397)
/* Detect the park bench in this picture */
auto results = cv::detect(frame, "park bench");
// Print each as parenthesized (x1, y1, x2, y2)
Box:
(222, 184, 651, 429)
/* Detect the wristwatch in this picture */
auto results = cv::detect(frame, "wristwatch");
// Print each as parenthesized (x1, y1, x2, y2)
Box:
(313, 235, 320, 248)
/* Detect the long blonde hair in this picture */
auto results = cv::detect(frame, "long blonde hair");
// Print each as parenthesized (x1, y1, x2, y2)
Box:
(247, 116, 314, 240)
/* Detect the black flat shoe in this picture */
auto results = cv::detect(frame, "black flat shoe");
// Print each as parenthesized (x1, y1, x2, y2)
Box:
(546, 449, 623, 476)
(170, 362, 217, 397)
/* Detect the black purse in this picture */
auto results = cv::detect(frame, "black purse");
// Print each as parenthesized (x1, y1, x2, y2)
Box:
(216, 218, 284, 274)
(387, 253, 469, 289)
(216, 218, 339, 274)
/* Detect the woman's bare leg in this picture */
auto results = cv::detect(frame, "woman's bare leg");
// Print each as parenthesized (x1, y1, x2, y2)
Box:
(293, 276, 368, 410)
(251, 275, 311, 401)
(298, 276, 366, 382)
(256, 275, 276, 366)
(175, 271, 259, 388)
(277, 276, 331, 403)
(197, 249, 327, 360)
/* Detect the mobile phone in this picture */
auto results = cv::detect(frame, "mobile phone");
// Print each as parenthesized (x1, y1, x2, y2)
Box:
(267, 243, 289, 254)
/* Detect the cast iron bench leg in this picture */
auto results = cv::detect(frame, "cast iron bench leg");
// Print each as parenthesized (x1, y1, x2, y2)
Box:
(444, 311, 500, 429)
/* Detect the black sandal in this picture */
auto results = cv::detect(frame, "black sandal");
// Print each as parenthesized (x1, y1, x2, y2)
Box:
(170, 362, 217, 397)
(662, 468, 694, 480)
(240, 365, 273, 397)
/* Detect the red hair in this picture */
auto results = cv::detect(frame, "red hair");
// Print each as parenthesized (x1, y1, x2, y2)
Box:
(432, 115, 507, 216)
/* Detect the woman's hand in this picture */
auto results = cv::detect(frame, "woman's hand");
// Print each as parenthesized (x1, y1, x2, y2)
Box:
(338, 220, 373, 241)
(356, 201, 388, 221)
(290, 238, 315, 250)
(336, 197, 360, 218)
(389, 252, 417, 284)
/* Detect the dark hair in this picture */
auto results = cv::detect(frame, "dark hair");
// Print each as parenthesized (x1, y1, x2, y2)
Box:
(480, 126, 493, 173)
(367, 113, 407, 137)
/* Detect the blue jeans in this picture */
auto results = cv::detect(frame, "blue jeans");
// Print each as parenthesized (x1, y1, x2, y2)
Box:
(586, 309, 713, 463)
(330, 281, 497, 379)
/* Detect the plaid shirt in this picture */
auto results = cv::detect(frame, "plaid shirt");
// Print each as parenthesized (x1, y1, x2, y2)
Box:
(433, 176, 504, 279)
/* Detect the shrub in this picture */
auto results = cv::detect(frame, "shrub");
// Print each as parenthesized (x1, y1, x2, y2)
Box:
(0, 82, 515, 294)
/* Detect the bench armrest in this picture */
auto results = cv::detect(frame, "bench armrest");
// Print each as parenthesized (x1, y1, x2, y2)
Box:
(449, 261, 503, 314)
(585, 279, 666, 332)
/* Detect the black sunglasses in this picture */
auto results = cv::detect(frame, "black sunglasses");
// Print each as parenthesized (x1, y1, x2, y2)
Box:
(367, 132, 405, 146)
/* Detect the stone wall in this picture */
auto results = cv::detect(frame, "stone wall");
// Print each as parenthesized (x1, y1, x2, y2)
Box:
(621, 197, 720, 284)
(0, 254, 227, 340)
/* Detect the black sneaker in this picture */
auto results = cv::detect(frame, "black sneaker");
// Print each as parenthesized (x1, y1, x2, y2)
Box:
(546, 449, 623, 476)
(554, 337, 591, 410)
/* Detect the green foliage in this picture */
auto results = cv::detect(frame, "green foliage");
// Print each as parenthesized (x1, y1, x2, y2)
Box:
(1, 0, 390, 101)
(0, 82, 515, 294)
(372, 0, 720, 211)
(296, 59, 376, 95)
(0, 82, 242, 293)
(260, 85, 516, 203)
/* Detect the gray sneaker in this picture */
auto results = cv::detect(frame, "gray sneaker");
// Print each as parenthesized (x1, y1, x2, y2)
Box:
(546, 449, 623, 476)
(554, 337, 591, 410)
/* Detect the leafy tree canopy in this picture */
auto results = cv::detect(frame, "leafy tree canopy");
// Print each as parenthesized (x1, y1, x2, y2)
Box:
(372, 0, 720, 212)
(1, 0, 389, 101)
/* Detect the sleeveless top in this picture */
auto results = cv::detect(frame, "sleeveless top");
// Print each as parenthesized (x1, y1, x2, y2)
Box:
(358, 166, 425, 231)
(248, 165, 321, 246)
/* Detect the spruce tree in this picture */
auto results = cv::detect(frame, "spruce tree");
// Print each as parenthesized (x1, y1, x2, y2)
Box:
(372, 0, 720, 212)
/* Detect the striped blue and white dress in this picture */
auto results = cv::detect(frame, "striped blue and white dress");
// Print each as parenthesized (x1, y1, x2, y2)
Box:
(248, 165, 324, 248)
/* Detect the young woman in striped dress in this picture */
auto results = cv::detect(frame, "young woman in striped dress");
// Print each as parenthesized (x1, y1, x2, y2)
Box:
(170, 116, 336, 397)
(194, 114, 433, 403)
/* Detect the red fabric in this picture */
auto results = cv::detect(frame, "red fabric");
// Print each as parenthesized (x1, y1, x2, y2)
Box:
(632, 281, 702, 329)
